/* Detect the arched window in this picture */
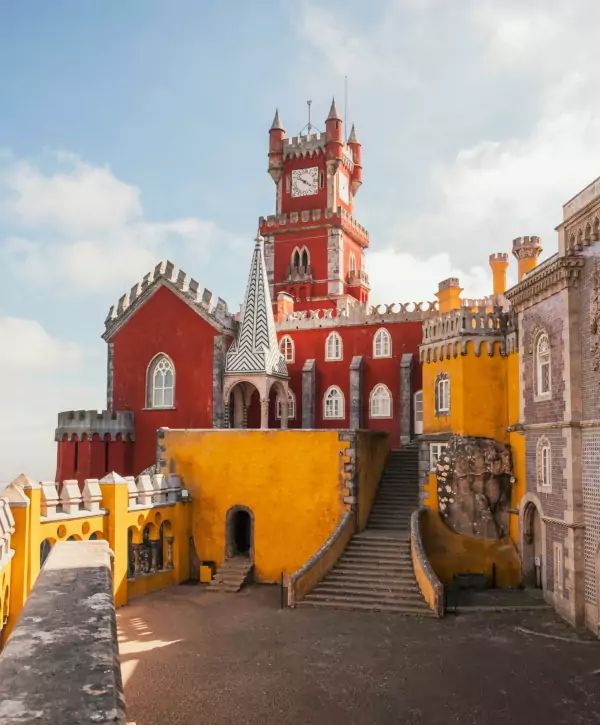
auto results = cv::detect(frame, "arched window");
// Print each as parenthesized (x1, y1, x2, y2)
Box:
(276, 389, 296, 420)
(292, 249, 301, 271)
(536, 437, 552, 491)
(324, 386, 345, 419)
(373, 328, 391, 358)
(325, 332, 343, 361)
(349, 252, 356, 273)
(279, 335, 295, 363)
(369, 384, 392, 418)
(435, 373, 450, 415)
(301, 248, 309, 270)
(147, 354, 175, 408)
(535, 332, 551, 398)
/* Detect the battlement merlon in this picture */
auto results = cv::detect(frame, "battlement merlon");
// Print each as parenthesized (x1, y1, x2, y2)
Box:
(421, 306, 509, 346)
(258, 206, 369, 248)
(55, 410, 135, 442)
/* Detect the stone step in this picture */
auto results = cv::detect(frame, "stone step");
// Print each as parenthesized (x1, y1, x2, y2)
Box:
(298, 597, 432, 615)
(334, 564, 415, 577)
(312, 586, 425, 603)
(320, 577, 421, 594)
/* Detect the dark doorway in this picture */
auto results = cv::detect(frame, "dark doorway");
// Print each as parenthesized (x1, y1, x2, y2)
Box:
(233, 510, 251, 556)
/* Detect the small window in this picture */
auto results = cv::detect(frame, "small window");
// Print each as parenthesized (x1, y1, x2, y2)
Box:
(325, 332, 343, 361)
(276, 390, 296, 420)
(147, 354, 175, 408)
(553, 542, 564, 596)
(349, 252, 357, 273)
(301, 248, 309, 270)
(373, 328, 391, 358)
(537, 437, 552, 490)
(430, 442, 447, 472)
(279, 335, 295, 363)
(435, 373, 450, 415)
(535, 332, 551, 399)
(369, 384, 392, 418)
(292, 249, 301, 271)
(324, 386, 345, 419)
(414, 390, 423, 435)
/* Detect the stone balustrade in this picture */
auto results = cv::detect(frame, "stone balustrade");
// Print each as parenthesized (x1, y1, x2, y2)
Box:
(422, 306, 509, 345)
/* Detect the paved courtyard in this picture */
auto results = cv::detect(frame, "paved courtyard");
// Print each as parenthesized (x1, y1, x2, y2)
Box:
(117, 584, 600, 725)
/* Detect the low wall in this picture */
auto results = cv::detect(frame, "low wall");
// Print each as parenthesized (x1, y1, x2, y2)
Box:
(410, 508, 444, 617)
(0, 541, 126, 724)
(356, 431, 389, 531)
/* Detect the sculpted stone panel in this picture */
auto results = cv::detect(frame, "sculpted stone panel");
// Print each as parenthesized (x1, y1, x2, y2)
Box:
(436, 436, 514, 539)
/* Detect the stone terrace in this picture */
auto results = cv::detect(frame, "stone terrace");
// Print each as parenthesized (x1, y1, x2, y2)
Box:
(118, 585, 600, 725)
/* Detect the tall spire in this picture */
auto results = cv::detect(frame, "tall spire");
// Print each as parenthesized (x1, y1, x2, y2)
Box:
(348, 123, 359, 144)
(327, 97, 341, 121)
(225, 235, 287, 377)
(270, 109, 284, 131)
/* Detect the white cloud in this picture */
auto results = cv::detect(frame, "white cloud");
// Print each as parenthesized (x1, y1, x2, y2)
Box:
(0, 315, 82, 369)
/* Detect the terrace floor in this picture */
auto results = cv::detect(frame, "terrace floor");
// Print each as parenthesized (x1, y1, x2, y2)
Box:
(117, 584, 600, 725)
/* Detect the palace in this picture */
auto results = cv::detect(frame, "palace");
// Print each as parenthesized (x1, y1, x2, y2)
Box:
(0, 102, 598, 654)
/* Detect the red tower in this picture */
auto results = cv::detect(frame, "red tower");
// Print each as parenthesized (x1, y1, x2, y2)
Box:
(260, 101, 370, 310)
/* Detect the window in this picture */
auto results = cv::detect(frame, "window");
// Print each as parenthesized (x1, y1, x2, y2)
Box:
(537, 437, 552, 490)
(279, 335, 295, 363)
(276, 390, 296, 419)
(147, 354, 175, 408)
(325, 332, 343, 361)
(349, 252, 356, 273)
(291, 247, 310, 274)
(301, 248, 309, 270)
(323, 386, 345, 419)
(414, 390, 423, 434)
(430, 442, 447, 472)
(553, 542, 564, 596)
(435, 374, 450, 415)
(535, 332, 551, 398)
(373, 328, 391, 358)
(369, 384, 392, 418)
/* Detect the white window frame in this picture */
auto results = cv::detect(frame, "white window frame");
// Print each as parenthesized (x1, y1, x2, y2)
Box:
(325, 332, 343, 361)
(435, 374, 450, 415)
(369, 384, 392, 419)
(430, 442, 447, 472)
(373, 327, 392, 358)
(414, 390, 423, 435)
(323, 385, 345, 419)
(536, 436, 552, 491)
(147, 353, 175, 409)
(535, 331, 551, 400)
(276, 389, 296, 420)
(279, 335, 295, 363)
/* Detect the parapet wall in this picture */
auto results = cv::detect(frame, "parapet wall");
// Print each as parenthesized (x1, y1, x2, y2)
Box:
(277, 300, 437, 330)
(259, 206, 369, 244)
(55, 409, 135, 442)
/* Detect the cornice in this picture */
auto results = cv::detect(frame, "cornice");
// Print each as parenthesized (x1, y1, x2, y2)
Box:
(504, 256, 584, 310)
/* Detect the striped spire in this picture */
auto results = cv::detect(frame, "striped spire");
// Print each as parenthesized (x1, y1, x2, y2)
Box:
(225, 235, 288, 377)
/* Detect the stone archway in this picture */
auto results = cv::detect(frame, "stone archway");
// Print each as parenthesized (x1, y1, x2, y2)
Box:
(520, 495, 545, 589)
(269, 379, 289, 430)
(224, 381, 260, 429)
(225, 505, 254, 560)
(223, 375, 288, 430)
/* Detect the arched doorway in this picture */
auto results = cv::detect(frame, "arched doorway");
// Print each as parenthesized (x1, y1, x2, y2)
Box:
(226, 506, 253, 559)
(522, 502, 543, 588)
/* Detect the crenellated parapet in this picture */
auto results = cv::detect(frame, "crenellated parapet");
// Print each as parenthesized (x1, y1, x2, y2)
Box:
(282, 132, 327, 159)
(103, 260, 235, 341)
(55, 409, 135, 442)
(276, 300, 437, 331)
(259, 206, 369, 246)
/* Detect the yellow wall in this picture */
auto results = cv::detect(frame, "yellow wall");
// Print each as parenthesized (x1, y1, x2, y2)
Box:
(161, 429, 352, 583)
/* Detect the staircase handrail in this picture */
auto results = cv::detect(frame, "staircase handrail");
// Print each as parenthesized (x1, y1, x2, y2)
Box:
(410, 507, 444, 617)
(284, 510, 355, 607)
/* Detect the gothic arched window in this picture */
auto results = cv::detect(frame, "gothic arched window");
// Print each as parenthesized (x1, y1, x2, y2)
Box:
(536, 437, 552, 491)
(535, 331, 551, 399)
(301, 248, 309, 270)
(276, 389, 296, 420)
(373, 328, 392, 358)
(349, 252, 357, 273)
(369, 384, 392, 418)
(325, 332, 343, 361)
(279, 335, 295, 363)
(147, 354, 175, 408)
(323, 386, 345, 419)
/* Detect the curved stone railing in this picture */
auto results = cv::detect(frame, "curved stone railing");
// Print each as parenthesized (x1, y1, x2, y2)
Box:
(285, 510, 355, 607)
(410, 508, 444, 617)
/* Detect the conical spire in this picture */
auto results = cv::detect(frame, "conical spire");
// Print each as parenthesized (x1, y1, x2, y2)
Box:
(327, 97, 341, 121)
(270, 109, 284, 131)
(347, 123, 359, 144)
(225, 235, 287, 377)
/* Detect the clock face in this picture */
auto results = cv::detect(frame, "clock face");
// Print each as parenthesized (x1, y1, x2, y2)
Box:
(338, 172, 350, 204)
(291, 167, 319, 197)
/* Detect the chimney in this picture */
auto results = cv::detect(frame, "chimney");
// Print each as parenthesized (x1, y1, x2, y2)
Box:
(489, 252, 509, 295)
(276, 292, 294, 322)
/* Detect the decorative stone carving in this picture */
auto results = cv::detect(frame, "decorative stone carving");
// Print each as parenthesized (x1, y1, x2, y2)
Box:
(590, 263, 600, 371)
(435, 435, 514, 539)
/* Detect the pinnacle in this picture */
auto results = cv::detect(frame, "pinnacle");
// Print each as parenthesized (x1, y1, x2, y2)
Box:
(270, 108, 284, 131)
(348, 123, 359, 144)
(327, 97, 341, 121)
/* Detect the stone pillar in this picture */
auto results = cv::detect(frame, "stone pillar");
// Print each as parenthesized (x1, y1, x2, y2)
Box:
(302, 359, 316, 428)
(166, 536, 174, 570)
(260, 398, 269, 429)
(150, 541, 159, 573)
(212, 335, 227, 428)
(132, 544, 141, 577)
(349, 356, 364, 430)
(280, 394, 288, 430)
(400, 353, 413, 446)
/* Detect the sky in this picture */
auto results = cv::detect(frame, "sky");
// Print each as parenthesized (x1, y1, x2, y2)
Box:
(1, 0, 600, 480)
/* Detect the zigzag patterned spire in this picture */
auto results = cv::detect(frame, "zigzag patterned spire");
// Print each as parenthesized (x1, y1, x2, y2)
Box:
(225, 235, 288, 377)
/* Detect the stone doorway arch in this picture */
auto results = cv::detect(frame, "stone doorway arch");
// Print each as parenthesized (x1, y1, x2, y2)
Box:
(226, 505, 254, 560)
(521, 498, 544, 588)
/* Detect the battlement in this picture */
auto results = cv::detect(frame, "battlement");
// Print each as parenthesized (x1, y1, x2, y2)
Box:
(259, 206, 369, 243)
(438, 277, 460, 291)
(55, 409, 135, 442)
(512, 236, 542, 258)
(103, 260, 235, 340)
(422, 305, 509, 346)
(489, 252, 509, 264)
(283, 132, 327, 159)
(563, 175, 600, 221)
(276, 300, 437, 331)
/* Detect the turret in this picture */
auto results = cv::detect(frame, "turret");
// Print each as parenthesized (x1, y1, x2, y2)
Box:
(489, 252, 509, 295)
(512, 236, 542, 282)
(347, 123, 362, 195)
(268, 109, 286, 184)
(436, 278, 462, 313)
(325, 98, 343, 163)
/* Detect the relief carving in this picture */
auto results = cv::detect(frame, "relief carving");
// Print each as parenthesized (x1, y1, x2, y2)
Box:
(436, 436, 514, 539)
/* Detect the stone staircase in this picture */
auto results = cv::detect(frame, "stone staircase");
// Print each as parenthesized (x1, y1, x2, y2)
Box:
(207, 556, 253, 593)
(298, 447, 432, 614)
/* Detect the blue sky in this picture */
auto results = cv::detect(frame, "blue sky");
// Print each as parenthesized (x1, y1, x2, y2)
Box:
(2, 0, 600, 479)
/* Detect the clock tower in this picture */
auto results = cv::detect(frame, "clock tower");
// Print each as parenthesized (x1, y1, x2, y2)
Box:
(259, 100, 369, 311)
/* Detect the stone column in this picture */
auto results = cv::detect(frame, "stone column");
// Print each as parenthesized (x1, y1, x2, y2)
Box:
(150, 541, 159, 573)
(280, 393, 288, 430)
(212, 336, 227, 428)
(260, 398, 269, 429)
(132, 544, 141, 577)
(400, 353, 413, 446)
(302, 359, 316, 428)
(349, 356, 364, 430)
(166, 536, 174, 570)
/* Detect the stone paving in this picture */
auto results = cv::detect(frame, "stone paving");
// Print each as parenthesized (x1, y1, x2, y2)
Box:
(117, 584, 600, 725)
